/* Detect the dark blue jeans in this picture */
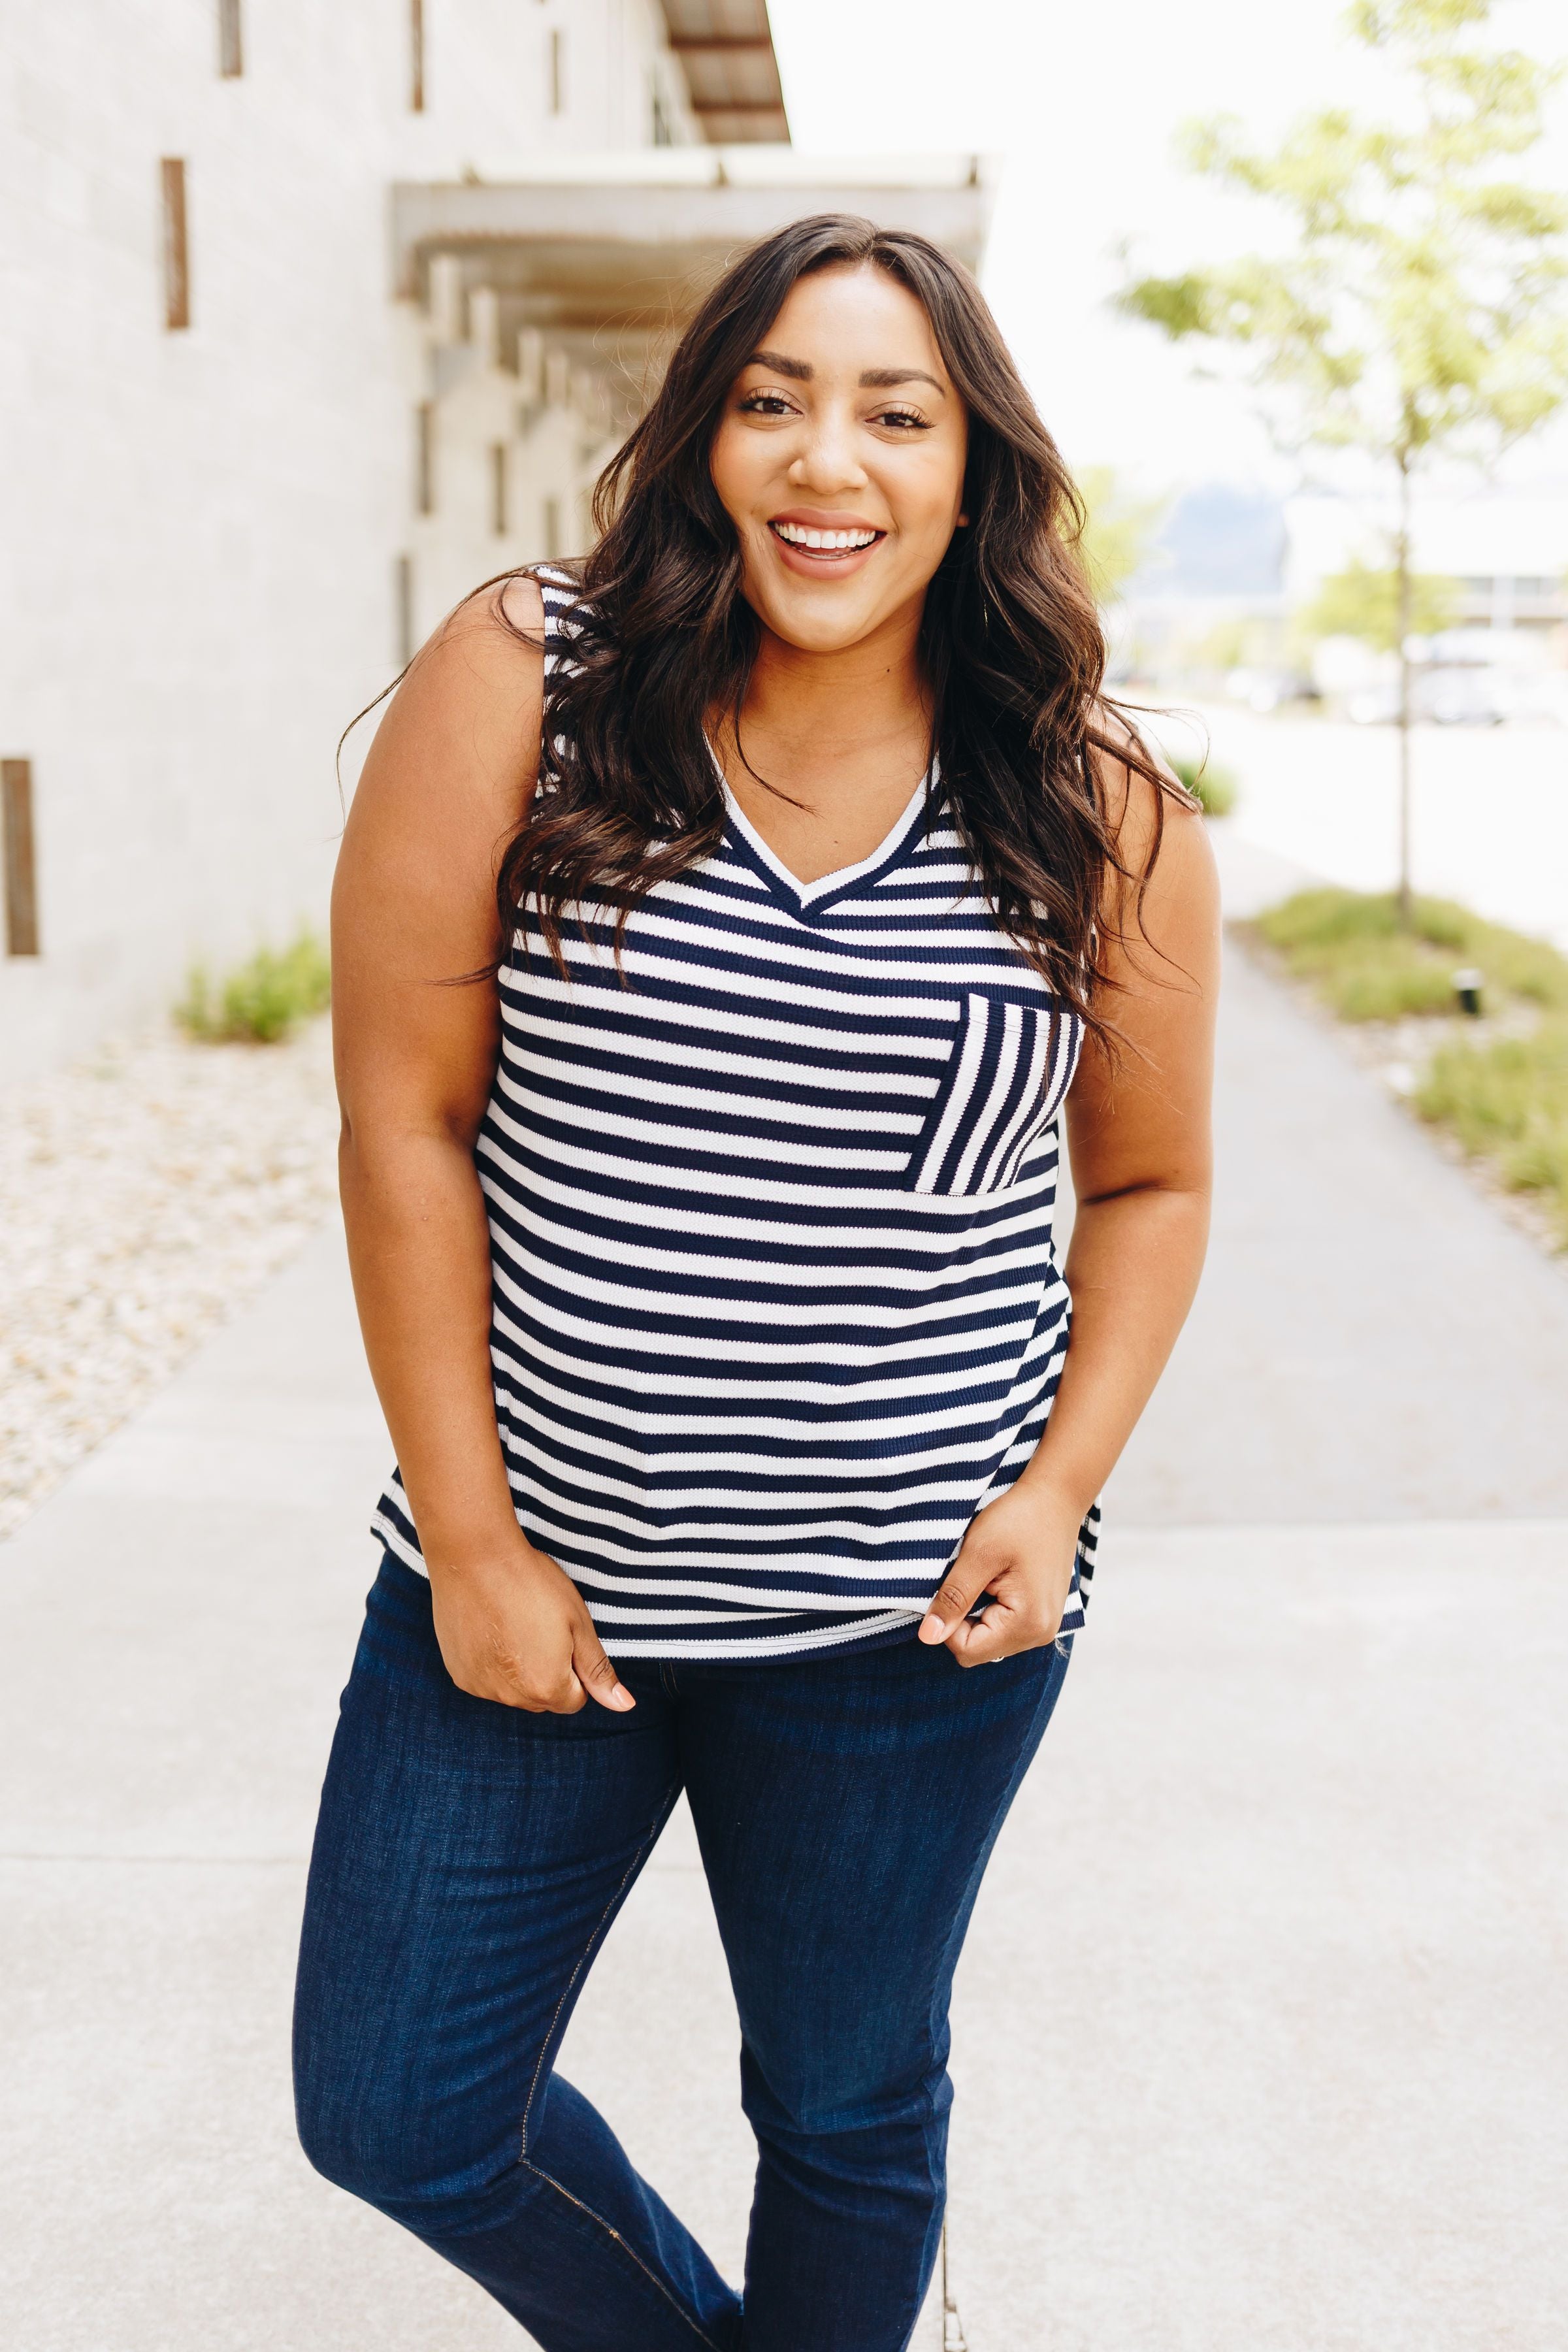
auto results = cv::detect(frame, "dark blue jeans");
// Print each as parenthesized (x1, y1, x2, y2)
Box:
(293, 1555, 1070, 2351)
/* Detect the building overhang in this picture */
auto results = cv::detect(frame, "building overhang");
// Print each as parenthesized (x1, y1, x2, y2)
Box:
(659, 1, 790, 145)
(393, 155, 996, 429)
(392, 155, 993, 318)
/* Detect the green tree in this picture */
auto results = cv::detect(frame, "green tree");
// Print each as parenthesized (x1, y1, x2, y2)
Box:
(1076, 465, 1167, 602)
(1302, 559, 1461, 650)
(1115, 0, 1568, 919)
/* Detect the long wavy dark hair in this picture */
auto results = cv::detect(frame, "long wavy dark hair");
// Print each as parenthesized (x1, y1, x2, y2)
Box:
(495, 213, 1174, 1041)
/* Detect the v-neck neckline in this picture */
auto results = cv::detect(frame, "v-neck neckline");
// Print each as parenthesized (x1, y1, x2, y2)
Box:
(717, 759, 938, 920)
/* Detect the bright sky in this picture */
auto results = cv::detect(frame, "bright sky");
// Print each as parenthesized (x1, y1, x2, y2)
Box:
(769, 0, 1568, 495)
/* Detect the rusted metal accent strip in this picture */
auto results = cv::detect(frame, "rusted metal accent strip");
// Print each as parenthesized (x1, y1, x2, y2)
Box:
(3, 759, 40, 957)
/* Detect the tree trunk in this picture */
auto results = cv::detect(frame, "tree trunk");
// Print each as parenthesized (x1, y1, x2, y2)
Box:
(1395, 456, 1414, 928)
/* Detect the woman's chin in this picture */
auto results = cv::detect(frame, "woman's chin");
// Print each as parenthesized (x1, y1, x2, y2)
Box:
(746, 580, 911, 656)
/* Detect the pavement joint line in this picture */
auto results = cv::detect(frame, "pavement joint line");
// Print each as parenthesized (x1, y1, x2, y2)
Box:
(1111, 1514, 1568, 1533)
(0, 1850, 309, 1866)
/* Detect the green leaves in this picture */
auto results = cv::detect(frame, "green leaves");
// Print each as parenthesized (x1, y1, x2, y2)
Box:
(1114, 271, 1217, 340)
(178, 931, 331, 1045)
(1074, 467, 1168, 602)
(1300, 559, 1460, 649)
(1114, 0, 1568, 472)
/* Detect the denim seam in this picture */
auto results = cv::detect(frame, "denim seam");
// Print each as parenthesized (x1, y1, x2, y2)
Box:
(519, 2156, 727, 2352)
(515, 1778, 724, 2350)
(517, 1780, 680, 2159)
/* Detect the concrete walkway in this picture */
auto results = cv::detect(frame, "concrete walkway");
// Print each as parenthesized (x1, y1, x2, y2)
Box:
(3, 852, 1566, 2347)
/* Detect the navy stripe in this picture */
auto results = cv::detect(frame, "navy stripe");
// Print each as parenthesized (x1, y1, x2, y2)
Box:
(372, 571, 1100, 1659)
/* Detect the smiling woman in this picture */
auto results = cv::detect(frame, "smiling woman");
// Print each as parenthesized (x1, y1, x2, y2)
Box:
(295, 214, 1219, 2352)
(510, 216, 1156, 1034)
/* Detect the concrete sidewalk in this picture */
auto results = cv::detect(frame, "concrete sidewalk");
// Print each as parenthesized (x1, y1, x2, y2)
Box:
(3, 906, 1567, 2347)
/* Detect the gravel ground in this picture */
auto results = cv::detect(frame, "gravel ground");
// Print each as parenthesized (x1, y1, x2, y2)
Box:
(0, 1019, 339, 1540)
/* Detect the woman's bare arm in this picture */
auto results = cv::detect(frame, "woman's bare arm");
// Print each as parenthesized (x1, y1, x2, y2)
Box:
(919, 753, 1220, 1661)
(332, 580, 633, 1712)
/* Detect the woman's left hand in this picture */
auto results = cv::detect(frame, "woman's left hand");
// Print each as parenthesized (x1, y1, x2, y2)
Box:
(917, 1480, 1084, 1665)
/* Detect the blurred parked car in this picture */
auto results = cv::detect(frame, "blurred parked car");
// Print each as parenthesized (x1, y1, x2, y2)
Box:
(1347, 667, 1511, 726)
(1225, 667, 1323, 713)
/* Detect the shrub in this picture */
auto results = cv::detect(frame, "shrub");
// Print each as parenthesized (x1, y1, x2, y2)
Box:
(1253, 889, 1568, 1022)
(179, 930, 331, 1045)
(1249, 887, 1568, 1245)
(1166, 753, 1238, 819)
(1416, 1024, 1568, 1243)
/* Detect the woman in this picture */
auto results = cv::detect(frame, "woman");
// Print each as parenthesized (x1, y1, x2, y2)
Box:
(294, 215, 1218, 2351)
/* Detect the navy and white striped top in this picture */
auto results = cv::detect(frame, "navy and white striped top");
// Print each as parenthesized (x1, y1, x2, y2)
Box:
(373, 571, 1098, 1659)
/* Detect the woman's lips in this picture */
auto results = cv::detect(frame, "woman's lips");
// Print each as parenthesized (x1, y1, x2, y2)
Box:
(766, 519, 887, 574)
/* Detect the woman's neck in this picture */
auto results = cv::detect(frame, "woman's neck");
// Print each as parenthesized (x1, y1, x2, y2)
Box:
(711, 599, 935, 885)
(732, 600, 931, 783)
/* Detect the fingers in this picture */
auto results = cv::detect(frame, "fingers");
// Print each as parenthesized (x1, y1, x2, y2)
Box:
(917, 1554, 992, 1646)
(944, 1594, 1030, 1665)
(572, 1624, 636, 1713)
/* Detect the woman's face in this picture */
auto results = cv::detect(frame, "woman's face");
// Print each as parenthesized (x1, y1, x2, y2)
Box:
(709, 264, 970, 655)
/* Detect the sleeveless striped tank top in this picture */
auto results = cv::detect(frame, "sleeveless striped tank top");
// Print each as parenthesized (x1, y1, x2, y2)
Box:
(372, 569, 1100, 1659)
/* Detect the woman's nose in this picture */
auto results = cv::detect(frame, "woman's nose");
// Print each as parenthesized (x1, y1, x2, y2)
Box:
(788, 414, 869, 497)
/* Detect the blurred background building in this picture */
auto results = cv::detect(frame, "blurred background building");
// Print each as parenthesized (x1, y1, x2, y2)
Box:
(0, 1, 989, 1083)
(1115, 482, 1568, 718)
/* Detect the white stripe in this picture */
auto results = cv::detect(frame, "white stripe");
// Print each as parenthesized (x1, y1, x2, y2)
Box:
(371, 584, 1100, 1660)
(911, 993, 990, 1196)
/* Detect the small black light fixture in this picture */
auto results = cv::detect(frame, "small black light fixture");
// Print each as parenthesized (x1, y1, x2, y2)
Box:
(1452, 967, 1484, 1018)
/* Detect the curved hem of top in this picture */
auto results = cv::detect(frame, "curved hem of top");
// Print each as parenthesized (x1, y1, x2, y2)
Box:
(368, 1535, 932, 1667)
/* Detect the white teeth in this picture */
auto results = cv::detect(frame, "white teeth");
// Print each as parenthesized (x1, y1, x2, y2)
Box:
(773, 521, 878, 552)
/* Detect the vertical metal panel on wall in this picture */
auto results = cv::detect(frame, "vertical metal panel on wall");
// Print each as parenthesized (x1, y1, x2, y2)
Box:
(416, 402, 434, 514)
(395, 555, 415, 668)
(410, 0, 425, 110)
(160, 159, 190, 329)
(218, 0, 243, 77)
(491, 444, 508, 536)
(2, 759, 40, 956)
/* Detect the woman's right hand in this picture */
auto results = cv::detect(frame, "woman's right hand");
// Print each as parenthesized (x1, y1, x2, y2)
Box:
(428, 1544, 636, 1714)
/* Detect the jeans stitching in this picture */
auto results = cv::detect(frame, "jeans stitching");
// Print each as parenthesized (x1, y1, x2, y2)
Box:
(519, 2157, 728, 2351)
(517, 1778, 679, 2159)
(515, 1778, 725, 2349)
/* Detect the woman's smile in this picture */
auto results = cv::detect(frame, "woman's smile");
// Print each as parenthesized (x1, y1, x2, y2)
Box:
(710, 265, 968, 654)
(767, 508, 887, 574)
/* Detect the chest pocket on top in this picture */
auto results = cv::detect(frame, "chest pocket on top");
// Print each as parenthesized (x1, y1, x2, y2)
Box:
(906, 992, 1079, 1197)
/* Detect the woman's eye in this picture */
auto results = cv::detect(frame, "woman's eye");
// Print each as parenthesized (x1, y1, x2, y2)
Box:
(740, 391, 794, 417)
(875, 408, 931, 432)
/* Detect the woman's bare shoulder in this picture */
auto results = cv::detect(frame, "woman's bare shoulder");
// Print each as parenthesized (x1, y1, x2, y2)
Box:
(349, 576, 547, 838)
(1085, 701, 1217, 951)
(333, 576, 549, 997)
(413, 572, 547, 730)
(1088, 702, 1198, 845)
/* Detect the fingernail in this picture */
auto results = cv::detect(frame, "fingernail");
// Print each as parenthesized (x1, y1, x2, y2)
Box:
(612, 1685, 635, 1709)
(917, 1614, 945, 1642)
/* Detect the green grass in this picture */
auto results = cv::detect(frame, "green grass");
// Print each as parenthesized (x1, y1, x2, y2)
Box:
(1416, 1024, 1568, 1243)
(1254, 888, 1568, 1024)
(1167, 753, 1238, 819)
(1252, 888, 1568, 1244)
(178, 930, 331, 1045)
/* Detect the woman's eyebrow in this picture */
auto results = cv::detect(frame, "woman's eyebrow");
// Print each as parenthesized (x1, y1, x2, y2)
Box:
(742, 351, 947, 395)
(859, 367, 947, 393)
(745, 348, 813, 381)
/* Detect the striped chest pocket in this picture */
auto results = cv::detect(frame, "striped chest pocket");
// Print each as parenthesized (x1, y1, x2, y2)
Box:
(907, 993, 1080, 1196)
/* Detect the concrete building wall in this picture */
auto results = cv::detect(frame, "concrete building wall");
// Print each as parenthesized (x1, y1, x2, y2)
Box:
(0, 0, 696, 1082)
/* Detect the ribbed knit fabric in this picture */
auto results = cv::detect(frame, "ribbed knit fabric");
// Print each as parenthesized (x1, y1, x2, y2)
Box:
(372, 572, 1099, 1658)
